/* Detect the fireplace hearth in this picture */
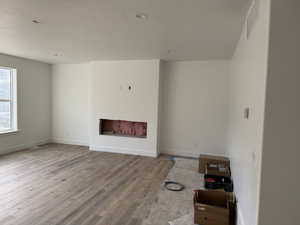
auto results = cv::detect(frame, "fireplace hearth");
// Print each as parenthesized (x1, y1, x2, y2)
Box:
(100, 119, 147, 138)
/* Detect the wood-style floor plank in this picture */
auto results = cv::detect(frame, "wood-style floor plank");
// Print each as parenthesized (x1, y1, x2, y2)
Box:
(0, 144, 173, 225)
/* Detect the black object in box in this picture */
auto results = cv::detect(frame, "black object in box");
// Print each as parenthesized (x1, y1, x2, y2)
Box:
(204, 174, 234, 192)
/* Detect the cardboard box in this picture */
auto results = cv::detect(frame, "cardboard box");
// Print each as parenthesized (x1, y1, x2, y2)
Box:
(199, 154, 230, 174)
(194, 190, 235, 225)
(205, 162, 231, 178)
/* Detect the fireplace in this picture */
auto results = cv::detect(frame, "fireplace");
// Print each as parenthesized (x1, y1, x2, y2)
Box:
(100, 119, 147, 138)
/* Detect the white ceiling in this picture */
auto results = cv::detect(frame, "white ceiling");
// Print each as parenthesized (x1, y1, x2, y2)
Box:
(0, 0, 250, 64)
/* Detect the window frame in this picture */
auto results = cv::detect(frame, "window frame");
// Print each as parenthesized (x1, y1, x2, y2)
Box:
(0, 66, 18, 134)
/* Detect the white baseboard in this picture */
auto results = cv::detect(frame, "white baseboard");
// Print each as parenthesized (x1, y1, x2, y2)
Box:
(51, 138, 157, 158)
(161, 148, 227, 159)
(51, 137, 89, 146)
(237, 205, 246, 225)
(0, 139, 51, 156)
(90, 145, 158, 158)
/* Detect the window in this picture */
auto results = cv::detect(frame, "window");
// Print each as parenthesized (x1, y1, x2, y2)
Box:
(0, 67, 17, 133)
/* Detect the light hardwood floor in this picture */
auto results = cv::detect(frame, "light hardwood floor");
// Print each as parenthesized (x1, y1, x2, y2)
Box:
(0, 144, 173, 225)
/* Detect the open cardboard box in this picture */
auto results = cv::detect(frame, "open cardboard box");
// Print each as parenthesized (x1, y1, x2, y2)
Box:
(194, 190, 236, 225)
(205, 162, 231, 178)
(199, 154, 230, 174)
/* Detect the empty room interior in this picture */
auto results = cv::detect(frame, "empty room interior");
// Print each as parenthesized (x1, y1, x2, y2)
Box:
(0, 0, 299, 225)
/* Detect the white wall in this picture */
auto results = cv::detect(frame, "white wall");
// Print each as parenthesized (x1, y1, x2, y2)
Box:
(227, 1, 271, 225)
(89, 60, 160, 157)
(258, 1, 300, 225)
(0, 54, 52, 154)
(160, 61, 230, 157)
(51, 60, 231, 158)
(52, 64, 89, 146)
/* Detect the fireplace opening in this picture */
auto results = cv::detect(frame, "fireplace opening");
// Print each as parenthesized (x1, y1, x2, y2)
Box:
(100, 119, 147, 138)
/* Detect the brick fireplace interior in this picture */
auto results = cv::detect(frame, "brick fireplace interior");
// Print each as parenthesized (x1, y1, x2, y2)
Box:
(100, 119, 147, 138)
